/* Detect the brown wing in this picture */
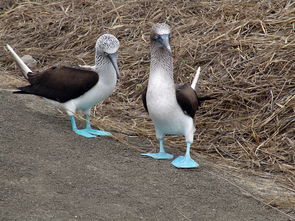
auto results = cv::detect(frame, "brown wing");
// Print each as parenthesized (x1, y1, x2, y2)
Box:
(142, 83, 201, 117)
(176, 83, 200, 119)
(15, 66, 99, 103)
(141, 86, 148, 112)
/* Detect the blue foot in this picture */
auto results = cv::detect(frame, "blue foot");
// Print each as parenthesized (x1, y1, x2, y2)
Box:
(171, 156, 199, 168)
(141, 152, 174, 160)
(74, 129, 96, 138)
(81, 128, 111, 136)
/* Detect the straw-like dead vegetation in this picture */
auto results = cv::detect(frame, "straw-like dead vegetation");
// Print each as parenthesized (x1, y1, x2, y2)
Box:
(1, 0, 294, 192)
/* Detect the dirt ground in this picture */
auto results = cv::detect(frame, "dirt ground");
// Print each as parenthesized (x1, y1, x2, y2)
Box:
(0, 89, 294, 221)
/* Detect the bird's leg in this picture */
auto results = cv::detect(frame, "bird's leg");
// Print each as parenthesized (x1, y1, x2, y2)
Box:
(141, 138, 174, 159)
(70, 116, 96, 138)
(81, 115, 111, 136)
(171, 142, 199, 168)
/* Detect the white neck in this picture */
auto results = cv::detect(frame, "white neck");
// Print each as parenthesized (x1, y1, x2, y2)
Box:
(95, 63, 117, 87)
(149, 44, 175, 90)
(94, 53, 117, 85)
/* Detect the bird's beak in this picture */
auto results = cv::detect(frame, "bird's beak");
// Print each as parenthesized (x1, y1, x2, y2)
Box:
(159, 34, 172, 54)
(107, 52, 120, 79)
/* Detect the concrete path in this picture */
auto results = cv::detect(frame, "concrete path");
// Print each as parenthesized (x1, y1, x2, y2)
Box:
(0, 90, 293, 221)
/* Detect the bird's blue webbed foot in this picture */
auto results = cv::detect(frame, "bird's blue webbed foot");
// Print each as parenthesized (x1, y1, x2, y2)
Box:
(141, 139, 174, 160)
(141, 152, 174, 159)
(171, 156, 199, 168)
(70, 116, 96, 138)
(73, 128, 96, 138)
(72, 115, 112, 137)
(171, 142, 199, 168)
(83, 115, 111, 136)
(81, 128, 112, 136)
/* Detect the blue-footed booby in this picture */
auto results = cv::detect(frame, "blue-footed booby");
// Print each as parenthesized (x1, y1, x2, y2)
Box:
(142, 23, 206, 168)
(6, 34, 120, 138)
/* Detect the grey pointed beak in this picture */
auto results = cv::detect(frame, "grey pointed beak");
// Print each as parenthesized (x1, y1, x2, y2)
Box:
(107, 52, 120, 79)
(159, 34, 172, 54)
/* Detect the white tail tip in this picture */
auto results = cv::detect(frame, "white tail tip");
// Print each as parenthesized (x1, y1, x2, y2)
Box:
(6, 44, 32, 79)
(191, 67, 201, 90)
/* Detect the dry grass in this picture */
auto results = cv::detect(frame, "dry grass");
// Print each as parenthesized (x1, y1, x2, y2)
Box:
(1, 0, 294, 193)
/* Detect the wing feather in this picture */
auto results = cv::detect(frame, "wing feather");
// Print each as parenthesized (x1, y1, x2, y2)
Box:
(176, 83, 200, 119)
(141, 86, 148, 112)
(15, 66, 99, 103)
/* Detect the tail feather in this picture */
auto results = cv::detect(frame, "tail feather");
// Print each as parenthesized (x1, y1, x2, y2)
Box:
(6, 44, 32, 79)
(13, 90, 30, 94)
(191, 67, 201, 90)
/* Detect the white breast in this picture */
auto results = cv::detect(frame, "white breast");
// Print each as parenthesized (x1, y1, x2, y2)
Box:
(63, 64, 117, 114)
(147, 71, 194, 135)
(74, 79, 116, 111)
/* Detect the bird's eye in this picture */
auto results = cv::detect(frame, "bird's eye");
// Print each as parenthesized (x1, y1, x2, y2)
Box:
(154, 34, 160, 40)
(168, 34, 171, 39)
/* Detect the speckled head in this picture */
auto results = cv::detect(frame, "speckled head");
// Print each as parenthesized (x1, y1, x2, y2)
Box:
(150, 23, 172, 53)
(151, 23, 171, 36)
(96, 34, 120, 54)
(95, 34, 120, 78)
